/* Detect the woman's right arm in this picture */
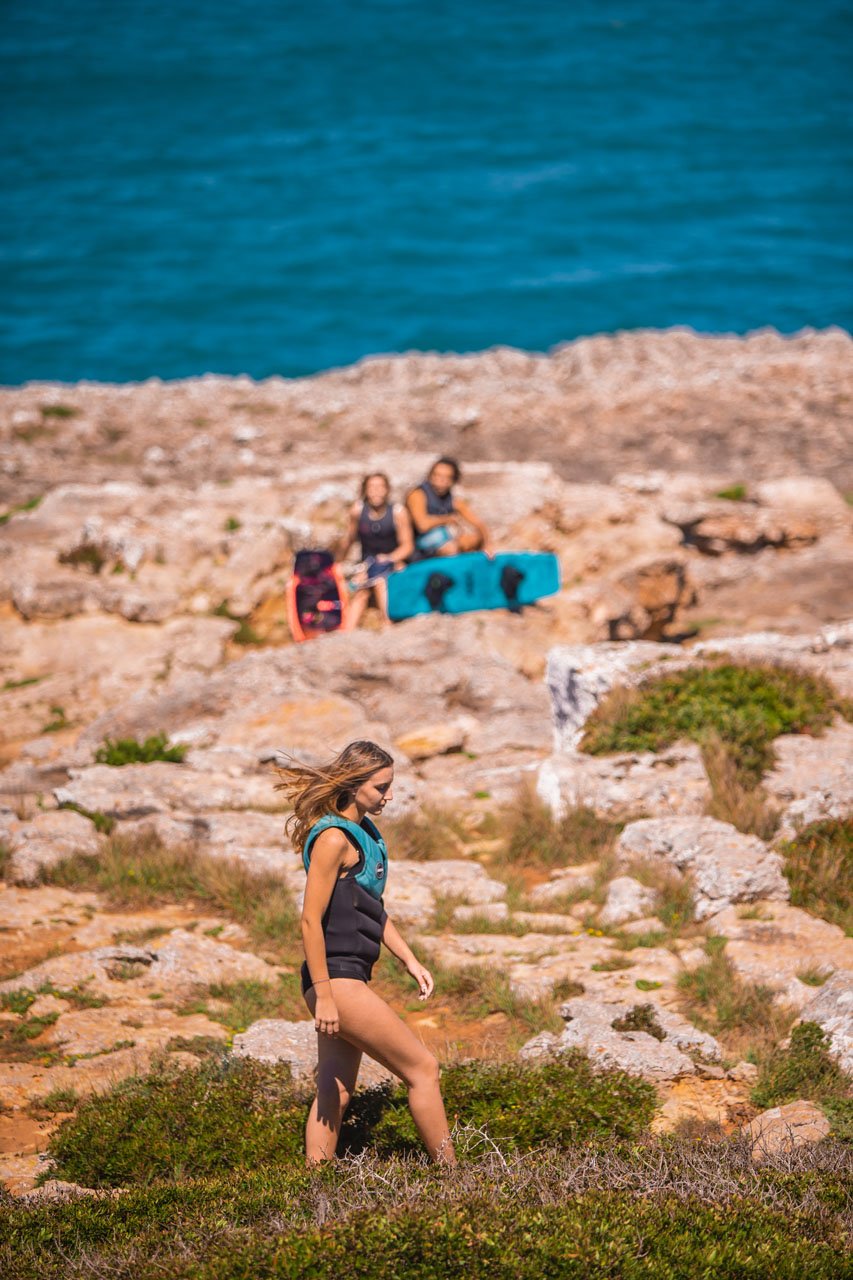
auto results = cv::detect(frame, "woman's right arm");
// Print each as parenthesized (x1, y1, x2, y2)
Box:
(301, 829, 350, 1035)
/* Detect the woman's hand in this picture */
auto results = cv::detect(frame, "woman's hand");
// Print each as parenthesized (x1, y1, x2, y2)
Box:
(407, 960, 435, 1002)
(314, 992, 340, 1036)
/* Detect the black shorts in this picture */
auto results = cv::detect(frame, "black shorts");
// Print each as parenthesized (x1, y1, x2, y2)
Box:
(300, 958, 373, 995)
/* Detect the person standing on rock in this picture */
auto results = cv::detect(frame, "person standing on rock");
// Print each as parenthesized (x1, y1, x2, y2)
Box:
(406, 457, 492, 559)
(277, 740, 456, 1166)
(337, 472, 414, 627)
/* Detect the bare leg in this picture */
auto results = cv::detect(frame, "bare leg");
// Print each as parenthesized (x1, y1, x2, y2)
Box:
(313, 979, 456, 1164)
(344, 587, 369, 630)
(436, 529, 483, 556)
(374, 577, 391, 624)
(304, 989, 363, 1162)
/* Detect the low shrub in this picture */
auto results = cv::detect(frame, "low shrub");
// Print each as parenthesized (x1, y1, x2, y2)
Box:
(3, 1148, 850, 1280)
(95, 732, 187, 766)
(44, 1055, 656, 1190)
(494, 783, 620, 871)
(582, 662, 844, 786)
(702, 730, 779, 838)
(752, 1022, 853, 1140)
(780, 819, 852, 935)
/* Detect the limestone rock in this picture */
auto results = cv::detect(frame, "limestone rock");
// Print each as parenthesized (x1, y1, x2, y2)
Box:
(55, 761, 278, 819)
(232, 1019, 393, 1089)
(617, 817, 789, 920)
(527, 863, 598, 905)
(764, 721, 853, 839)
(0, 929, 281, 1000)
(743, 1100, 830, 1159)
(598, 877, 658, 927)
(395, 720, 471, 761)
(46, 1006, 227, 1057)
(452, 902, 509, 924)
(6, 807, 104, 884)
(545, 641, 677, 750)
(797, 971, 853, 1074)
(537, 742, 710, 820)
(520, 997, 718, 1081)
(384, 860, 506, 927)
(707, 906, 853, 1009)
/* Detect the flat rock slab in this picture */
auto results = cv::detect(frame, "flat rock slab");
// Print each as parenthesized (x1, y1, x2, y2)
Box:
(797, 971, 853, 1074)
(528, 863, 598, 905)
(652, 1075, 754, 1135)
(520, 996, 720, 1081)
(537, 743, 710, 821)
(5, 808, 104, 885)
(617, 817, 789, 920)
(0, 1047, 202, 1109)
(764, 721, 853, 838)
(707, 904, 853, 1009)
(417, 931, 683, 1002)
(44, 1006, 227, 1057)
(232, 1019, 394, 1089)
(599, 876, 658, 927)
(55, 763, 280, 820)
(0, 929, 281, 1001)
(744, 1100, 830, 1159)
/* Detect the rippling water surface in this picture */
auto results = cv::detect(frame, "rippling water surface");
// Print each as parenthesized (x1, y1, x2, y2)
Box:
(2, 0, 851, 382)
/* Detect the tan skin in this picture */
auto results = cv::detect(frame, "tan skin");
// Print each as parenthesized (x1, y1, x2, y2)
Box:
(337, 476, 414, 627)
(406, 462, 493, 557)
(301, 765, 456, 1165)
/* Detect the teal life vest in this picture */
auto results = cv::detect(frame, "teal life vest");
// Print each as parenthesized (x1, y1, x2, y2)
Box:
(303, 814, 388, 901)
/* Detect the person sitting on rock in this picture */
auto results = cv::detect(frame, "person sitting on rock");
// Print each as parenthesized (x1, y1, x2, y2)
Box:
(337, 471, 413, 628)
(406, 457, 492, 559)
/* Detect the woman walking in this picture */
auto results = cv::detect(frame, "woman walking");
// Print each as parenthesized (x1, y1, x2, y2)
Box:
(337, 472, 414, 628)
(277, 740, 456, 1165)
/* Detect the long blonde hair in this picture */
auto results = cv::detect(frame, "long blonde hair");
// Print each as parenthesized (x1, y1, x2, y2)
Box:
(276, 739, 394, 853)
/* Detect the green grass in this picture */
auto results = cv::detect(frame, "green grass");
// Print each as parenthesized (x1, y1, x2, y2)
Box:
(780, 819, 852, 935)
(179, 976, 305, 1033)
(752, 1022, 853, 1140)
(42, 831, 300, 965)
(57, 799, 116, 834)
(0, 494, 42, 525)
(0, 842, 11, 879)
(41, 704, 69, 733)
(94, 732, 188, 766)
(491, 784, 621, 872)
(41, 402, 78, 418)
(677, 937, 796, 1059)
(28, 1087, 80, 1116)
(382, 807, 471, 861)
(223, 516, 241, 532)
(715, 483, 748, 501)
(582, 662, 846, 786)
(611, 1004, 665, 1041)
(2, 674, 45, 691)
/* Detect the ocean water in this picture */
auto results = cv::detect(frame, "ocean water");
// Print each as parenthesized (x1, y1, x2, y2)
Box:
(1, 0, 851, 384)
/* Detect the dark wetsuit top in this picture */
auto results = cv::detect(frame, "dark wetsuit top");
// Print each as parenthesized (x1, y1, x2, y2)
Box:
(300, 829, 387, 993)
(419, 481, 455, 520)
(357, 502, 398, 559)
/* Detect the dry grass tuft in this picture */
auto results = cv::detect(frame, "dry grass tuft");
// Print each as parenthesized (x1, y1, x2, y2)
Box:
(702, 731, 779, 839)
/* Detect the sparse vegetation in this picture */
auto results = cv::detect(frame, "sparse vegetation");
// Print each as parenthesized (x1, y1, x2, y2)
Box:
(752, 1022, 853, 1140)
(223, 516, 241, 532)
(715, 483, 748, 501)
(179, 976, 304, 1032)
(491, 783, 621, 872)
(612, 1003, 665, 1041)
(41, 704, 69, 733)
(57, 799, 116, 834)
(702, 730, 780, 838)
(28, 1087, 80, 1115)
(2, 674, 45, 691)
(41, 403, 78, 418)
(780, 819, 852, 935)
(677, 936, 797, 1059)
(94, 732, 187, 766)
(0, 842, 11, 879)
(382, 806, 470, 861)
(42, 831, 300, 964)
(582, 661, 846, 787)
(0, 494, 42, 525)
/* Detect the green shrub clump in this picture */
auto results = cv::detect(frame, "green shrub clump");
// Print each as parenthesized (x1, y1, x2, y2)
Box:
(45, 1055, 655, 1189)
(582, 662, 843, 785)
(753, 1022, 853, 1140)
(95, 733, 188, 766)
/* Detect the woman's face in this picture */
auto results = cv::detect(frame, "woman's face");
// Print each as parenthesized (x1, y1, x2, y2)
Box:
(364, 475, 389, 507)
(354, 766, 394, 815)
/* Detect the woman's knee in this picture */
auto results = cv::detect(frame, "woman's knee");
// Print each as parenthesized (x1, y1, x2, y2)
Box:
(317, 1071, 353, 1111)
(407, 1051, 440, 1091)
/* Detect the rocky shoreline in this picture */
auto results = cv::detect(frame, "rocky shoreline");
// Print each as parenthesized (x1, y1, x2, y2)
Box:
(1, 330, 851, 1196)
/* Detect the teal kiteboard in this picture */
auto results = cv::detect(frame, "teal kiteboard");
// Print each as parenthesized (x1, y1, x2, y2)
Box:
(387, 551, 560, 621)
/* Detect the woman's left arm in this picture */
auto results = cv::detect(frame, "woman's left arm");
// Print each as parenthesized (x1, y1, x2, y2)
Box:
(382, 915, 434, 999)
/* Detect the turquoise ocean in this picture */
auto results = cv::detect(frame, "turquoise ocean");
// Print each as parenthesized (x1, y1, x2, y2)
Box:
(2, 0, 851, 384)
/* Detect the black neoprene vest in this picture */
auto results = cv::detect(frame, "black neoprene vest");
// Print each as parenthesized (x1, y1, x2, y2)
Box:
(357, 502, 398, 558)
(419, 481, 455, 517)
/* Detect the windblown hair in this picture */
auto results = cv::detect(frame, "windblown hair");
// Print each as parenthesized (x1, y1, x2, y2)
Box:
(276, 739, 394, 853)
